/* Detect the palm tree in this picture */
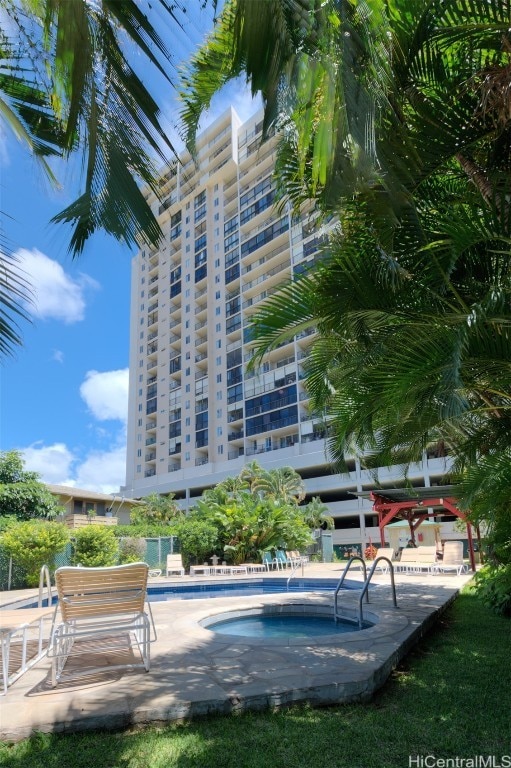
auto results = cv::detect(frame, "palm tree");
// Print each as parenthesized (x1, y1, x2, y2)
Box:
(302, 497, 334, 531)
(180, 0, 511, 221)
(251, 466, 306, 505)
(2, 0, 185, 254)
(1, 0, 197, 356)
(180, 0, 511, 468)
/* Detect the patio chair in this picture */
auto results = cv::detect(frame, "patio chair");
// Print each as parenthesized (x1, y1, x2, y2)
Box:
(395, 545, 438, 574)
(166, 553, 185, 577)
(369, 547, 396, 574)
(1, 607, 54, 695)
(48, 562, 156, 688)
(274, 550, 292, 569)
(436, 541, 468, 575)
(262, 552, 278, 570)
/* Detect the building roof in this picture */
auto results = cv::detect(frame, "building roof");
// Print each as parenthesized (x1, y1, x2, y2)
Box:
(47, 485, 140, 504)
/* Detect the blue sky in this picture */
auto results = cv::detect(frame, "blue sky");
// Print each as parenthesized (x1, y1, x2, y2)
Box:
(0, 5, 260, 493)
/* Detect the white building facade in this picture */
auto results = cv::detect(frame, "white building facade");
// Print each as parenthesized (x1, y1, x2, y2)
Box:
(123, 108, 454, 554)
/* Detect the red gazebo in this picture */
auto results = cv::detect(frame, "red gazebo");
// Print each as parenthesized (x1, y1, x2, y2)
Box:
(358, 486, 477, 572)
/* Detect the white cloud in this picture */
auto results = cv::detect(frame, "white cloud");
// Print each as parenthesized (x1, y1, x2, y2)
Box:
(21, 440, 127, 494)
(16, 247, 99, 324)
(19, 367, 130, 493)
(21, 442, 75, 486)
(74, 445, 127, 494)
(80, 368, 129, 423)
(52, 349, 64, 363)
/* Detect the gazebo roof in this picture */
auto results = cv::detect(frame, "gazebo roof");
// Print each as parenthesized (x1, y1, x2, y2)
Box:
(353, 485, 457, 511)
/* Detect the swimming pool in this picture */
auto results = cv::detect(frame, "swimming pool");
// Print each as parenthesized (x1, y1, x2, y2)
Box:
(12, 577, 357, 609)
(148, 577, 352, 602)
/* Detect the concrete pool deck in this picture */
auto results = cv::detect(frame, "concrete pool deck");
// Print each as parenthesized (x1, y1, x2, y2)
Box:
(0, 564, 474, 742)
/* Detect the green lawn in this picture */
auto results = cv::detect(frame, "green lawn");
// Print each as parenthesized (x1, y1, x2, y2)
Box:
(1, 585, 509, 768)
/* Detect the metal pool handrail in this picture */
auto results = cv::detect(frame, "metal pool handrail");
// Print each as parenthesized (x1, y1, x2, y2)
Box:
(334, 556, 398, 628)
(334, 556, 368, 620)
(286, 558, 305, 590)
(38, 564, 52, 608)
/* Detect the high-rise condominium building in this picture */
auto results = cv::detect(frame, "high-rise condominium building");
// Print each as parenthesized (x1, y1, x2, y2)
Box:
(123, 107, 454, 554)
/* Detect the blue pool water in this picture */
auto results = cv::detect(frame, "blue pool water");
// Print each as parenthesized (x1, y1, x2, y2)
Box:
(208, 614, 371, 638)
(17, 578, 355, 609)
(148, 578, 350, 602)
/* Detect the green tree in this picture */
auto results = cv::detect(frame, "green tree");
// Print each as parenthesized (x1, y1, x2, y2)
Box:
(1, 1, 215, 356)
(1, 519, 69, 586)
(173, 518, 220, 567)
(72, 525, 118, 567)
(1, 0, 187, 254)
(180, 2, 511, 614)
(302, 497, 333, 531)
(249, 465, 305, 505)
(0, 450, 62, 520)
(181, 1, 511, 494)
(130, 493, 184, 526)
(191, 462, 313, 564)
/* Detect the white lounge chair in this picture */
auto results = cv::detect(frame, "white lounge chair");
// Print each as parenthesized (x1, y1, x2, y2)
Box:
(166, 553, 185, 577)
(436, 541, 468, 575)
(395, 545, 438, 574)
(1, 607, 54, 695)
(368, 547, 396, 573)
(48, 562, 155, 688)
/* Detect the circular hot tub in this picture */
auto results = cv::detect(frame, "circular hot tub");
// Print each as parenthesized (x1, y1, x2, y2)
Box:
(201, 605, 376, 639)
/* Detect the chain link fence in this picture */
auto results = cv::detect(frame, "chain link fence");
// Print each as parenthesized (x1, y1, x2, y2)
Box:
(0, 537, 179, 591)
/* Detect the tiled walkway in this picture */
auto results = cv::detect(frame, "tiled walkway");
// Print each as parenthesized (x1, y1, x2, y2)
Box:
(0, 564, 473, 742)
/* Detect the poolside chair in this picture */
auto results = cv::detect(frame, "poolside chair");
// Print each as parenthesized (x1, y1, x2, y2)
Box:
(436, 541, 468, 575)
(369, 547, 396, 574)
(48, 562, 156, 688)
(262, 552, 278, 570)
(395, 545, 438, 574)
(286, 550, 309, 567)
(1, 607, 54, 695)
(166, 553, 185, 577)
(274, 550, 292, 569)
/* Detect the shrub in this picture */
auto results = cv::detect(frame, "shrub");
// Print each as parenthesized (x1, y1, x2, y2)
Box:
(1, 520, 70, 586)
(474, 564, 511, 616)
(118, 537, 146, 564)
(73, 525, 118, 567)
(174, 518, 220, 567)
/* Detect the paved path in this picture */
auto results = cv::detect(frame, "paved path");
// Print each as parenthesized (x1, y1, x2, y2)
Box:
(0, 565, 473, 742)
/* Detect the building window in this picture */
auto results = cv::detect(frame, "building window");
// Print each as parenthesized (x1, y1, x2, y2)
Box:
(218, 445, 224, 455)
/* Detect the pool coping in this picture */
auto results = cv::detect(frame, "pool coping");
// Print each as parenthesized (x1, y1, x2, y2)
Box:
(0, 568, 472, 741)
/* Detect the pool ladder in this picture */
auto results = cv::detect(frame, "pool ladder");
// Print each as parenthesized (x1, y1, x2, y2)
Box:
(38, 564, 53, 608)
(334, 556, 398, 628)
